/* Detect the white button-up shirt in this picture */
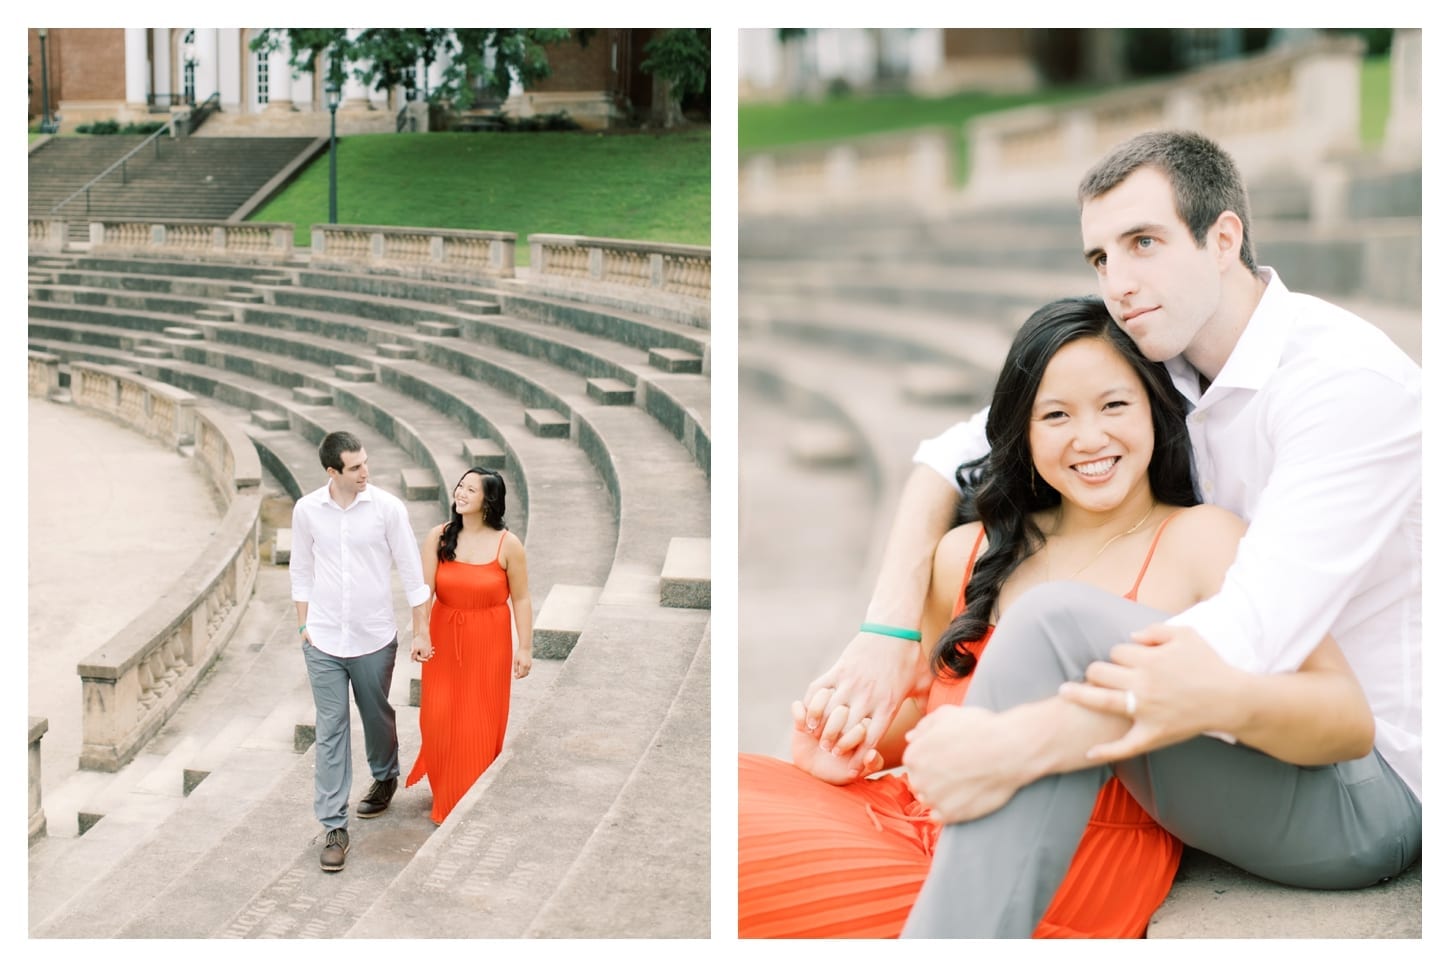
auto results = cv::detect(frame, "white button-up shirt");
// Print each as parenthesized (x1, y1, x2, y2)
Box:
(913, 269, 1421, 798)
(289, 482, 432, 659)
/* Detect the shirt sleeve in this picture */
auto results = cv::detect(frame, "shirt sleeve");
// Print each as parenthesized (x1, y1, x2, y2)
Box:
(1170, 366, 1421, 674)
(385, 497, 433, 609)
(911, 406, 991, 492)
(289, 497, 314, 603)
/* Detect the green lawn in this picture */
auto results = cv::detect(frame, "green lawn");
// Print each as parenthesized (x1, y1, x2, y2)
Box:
(249, 129, 710, 258)
(1360, 54, 1390, 146)
(741, 53, 1393, 179)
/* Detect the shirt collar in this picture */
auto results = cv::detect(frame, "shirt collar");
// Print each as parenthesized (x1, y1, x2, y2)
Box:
(1167, 267, 1291, 405)
(312, 481, 376, 511)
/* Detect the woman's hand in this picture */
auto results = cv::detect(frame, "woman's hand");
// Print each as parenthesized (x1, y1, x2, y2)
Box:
(789, 701, 882, 785)
(513, 649, 532, 680)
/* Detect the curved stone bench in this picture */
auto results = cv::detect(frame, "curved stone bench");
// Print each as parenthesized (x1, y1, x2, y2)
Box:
(52, 362, 262, 773)
(28, 322, 616, 604)
(30, 262, 712, 472)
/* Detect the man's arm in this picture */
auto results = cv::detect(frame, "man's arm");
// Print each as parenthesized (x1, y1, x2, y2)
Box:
(289, 500, 314, 645)
(384, 500, 433, 641)
(905, 632, 1375, 824)
(807, 412, 988, 758)
(1173, 366, 1420, 674)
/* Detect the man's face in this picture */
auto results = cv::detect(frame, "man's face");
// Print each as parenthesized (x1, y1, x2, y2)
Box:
(328, 448, 369, 498)
(1080, 167, 1225, 363)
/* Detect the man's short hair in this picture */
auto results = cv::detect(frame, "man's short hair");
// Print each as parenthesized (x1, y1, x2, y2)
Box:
(1078, 130, 1257, 273)
(319, 430, 363, 472)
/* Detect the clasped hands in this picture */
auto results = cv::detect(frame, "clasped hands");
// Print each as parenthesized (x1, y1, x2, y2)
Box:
(805, 623, 1230, 823)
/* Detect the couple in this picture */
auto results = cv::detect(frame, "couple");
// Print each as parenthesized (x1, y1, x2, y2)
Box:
(738, 130, 1421, 937)
(289, 431, 534, 872)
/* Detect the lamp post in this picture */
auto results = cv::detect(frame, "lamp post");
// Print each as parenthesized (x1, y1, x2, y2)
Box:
(38, 28, 54, 134)
(326, 82, 341, 223)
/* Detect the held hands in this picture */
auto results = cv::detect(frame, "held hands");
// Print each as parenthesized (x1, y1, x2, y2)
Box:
(410, 631, 434, 663)
(1056, 623, 1236, 761)
(513, 650, 532, 680)
(790, 700, 883, 785)
(802, 630, 930, 757)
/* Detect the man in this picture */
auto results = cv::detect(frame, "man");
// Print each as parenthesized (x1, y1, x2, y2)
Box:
(290, 431, 432, 872)
(804, 130, 1421, 936)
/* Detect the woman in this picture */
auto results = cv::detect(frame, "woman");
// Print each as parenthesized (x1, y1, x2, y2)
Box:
(738, 297, 1373, 938)
(407, 467, 533, 825)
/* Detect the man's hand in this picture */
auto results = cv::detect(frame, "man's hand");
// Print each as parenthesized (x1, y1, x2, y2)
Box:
(410, 632, 433, 663)
(802, 631, 930, 755)
(1057, 623, 1239, 761)
(902, 705, 1030, 824)
(790, 701, 883, 785)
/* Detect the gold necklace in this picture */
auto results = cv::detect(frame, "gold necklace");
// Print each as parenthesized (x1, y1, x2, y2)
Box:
(1049, 503, 1157, 580)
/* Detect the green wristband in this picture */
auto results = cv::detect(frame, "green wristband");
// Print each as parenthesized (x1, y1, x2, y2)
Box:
(860, 622, 922, 642)
(298, 624, 307, 635)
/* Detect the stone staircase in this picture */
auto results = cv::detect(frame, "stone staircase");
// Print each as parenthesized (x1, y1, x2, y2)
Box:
(28, 136, 321, 231)
(738, 189, 1422, 937)
(27, 249, 711, 938)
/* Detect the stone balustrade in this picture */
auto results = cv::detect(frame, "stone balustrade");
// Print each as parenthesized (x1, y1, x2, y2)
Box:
(86, 219, 295, 259)
(963, 35, 1366, 207)
(29, 717, 48, 844)
(28, 350, 63, 400)
(29, 218, 67, 252)
(529, 233, 710, 302)
(311, 223, 516, 278)
(60, 365, 262, 772)
(739, 126, 953, 213)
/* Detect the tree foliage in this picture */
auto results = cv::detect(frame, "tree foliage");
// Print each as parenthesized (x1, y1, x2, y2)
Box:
(640, 28, 710, 98)
(249, 28, 575, 108)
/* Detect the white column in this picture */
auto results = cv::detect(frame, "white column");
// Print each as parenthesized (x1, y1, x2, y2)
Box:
(266, 33, 294, 110)
(340, 29, 374, 111)
(217, 27, 242, 111)
(195, 27, 218, 101)
(124, 29, 149, 114)
(152, 28, 173, 105)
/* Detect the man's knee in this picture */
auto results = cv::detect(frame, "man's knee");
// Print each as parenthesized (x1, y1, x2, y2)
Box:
(968, 582, 1144, 706)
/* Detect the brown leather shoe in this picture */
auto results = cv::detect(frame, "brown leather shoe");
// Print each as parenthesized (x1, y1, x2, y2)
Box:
(320, 827, 349, 872)
(357, 777, 397, 818)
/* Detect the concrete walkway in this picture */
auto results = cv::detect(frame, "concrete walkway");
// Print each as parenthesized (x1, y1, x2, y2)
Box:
(28, 399, 223, 798)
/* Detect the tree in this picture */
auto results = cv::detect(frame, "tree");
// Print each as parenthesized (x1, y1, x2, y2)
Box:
(641, 28, 710, 128)
(249, 28, 574, 109)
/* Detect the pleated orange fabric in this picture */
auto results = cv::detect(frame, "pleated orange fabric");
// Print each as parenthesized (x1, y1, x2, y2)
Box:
(739, 519, 1184, 938)
(405, 530, 513, 825)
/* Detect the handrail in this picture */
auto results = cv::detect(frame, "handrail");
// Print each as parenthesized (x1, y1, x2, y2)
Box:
(49, 92, 219, 217)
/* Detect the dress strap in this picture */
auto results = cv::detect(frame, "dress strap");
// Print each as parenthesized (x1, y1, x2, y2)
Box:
(955, 526, 988, 614)
(494, 528, 507, 561)
(1125, 511, 1186, 601)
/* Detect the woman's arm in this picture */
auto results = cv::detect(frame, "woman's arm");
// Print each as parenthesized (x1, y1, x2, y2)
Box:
(792, 523, 978, 781)
(411, 525, 442, 662)
(502, 534, 533, 679)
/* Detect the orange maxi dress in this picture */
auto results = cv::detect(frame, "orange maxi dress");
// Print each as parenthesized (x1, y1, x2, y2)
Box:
(406, 529, 514, 824)
(738, 521, 1184, 938)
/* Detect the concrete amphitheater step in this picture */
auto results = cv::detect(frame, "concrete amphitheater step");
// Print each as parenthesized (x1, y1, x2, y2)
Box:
(125, 286, 710, 592)
(31, 265, 712, 469)
(349, 603, 711, 938)
(736, 334, 979, 758)
(31, 586, 569, 938)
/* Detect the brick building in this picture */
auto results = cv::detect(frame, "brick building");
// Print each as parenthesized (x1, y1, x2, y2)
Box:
(27, 28, 675, 133)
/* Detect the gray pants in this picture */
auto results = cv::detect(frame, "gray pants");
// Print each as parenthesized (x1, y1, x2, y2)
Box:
(302, 638, 400, 830)
(903, 582, 1421, 938)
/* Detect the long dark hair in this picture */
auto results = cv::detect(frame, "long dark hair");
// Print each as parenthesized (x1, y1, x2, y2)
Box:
(437, 468, 507, 562)
(931, 296, 1199, 678)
